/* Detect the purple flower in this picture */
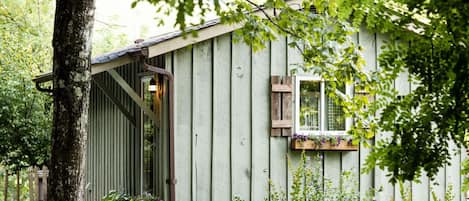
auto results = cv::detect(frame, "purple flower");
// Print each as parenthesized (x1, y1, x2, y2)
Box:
(292, 133, 308, 141)
(337, 136, 341, 145)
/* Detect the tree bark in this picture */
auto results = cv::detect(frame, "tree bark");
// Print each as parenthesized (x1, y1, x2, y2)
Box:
(48, 0, 95, 201)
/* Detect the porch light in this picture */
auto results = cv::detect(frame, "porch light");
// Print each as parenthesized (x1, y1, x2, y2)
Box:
(148, 77, 157, 93)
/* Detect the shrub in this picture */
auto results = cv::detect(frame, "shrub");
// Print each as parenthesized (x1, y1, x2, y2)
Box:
(101, 190, 161, 201)
(236, 152, 375, 201)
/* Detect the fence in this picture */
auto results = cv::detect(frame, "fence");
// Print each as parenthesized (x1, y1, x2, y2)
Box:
(28, 166, 48, 201)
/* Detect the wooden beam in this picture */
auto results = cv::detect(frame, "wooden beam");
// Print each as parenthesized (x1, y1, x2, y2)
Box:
(107, 69, 159, 124)
(271, 120, 292, 128)
(92, 78, 136, 126)
(92, 55, 133, 75)
(271, 84, 292, 92)
(33, 55, 134, 83)
(147, 23, 242, 58)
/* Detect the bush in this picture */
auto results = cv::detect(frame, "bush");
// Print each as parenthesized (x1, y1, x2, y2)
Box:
(101, 190, 161, 201)
(235, 152, 375, 201)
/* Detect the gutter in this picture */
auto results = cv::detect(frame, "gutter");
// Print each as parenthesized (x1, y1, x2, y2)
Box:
(143, 62, 176, 201)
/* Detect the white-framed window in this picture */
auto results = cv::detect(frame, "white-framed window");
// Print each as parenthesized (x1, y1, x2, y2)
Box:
(294, 76, 352, 135)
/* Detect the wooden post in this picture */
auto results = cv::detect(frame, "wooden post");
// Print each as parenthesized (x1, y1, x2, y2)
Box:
(42, 166, 48, 201)
(4, 170, 8, 201)
(16, 171, 20, 201)
(34, 167, 39, 201)
(28, 167, 34, 201)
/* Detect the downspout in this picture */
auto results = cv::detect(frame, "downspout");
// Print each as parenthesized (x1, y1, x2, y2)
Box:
(143, 62, 176, 201)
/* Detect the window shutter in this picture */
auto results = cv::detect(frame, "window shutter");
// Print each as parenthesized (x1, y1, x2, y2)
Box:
(271, 75, 292, 136)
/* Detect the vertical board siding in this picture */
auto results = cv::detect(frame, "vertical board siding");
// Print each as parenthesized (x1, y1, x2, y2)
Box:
(446, 142, 461, 201)
(341, 33, 361, 194)
(286, 36, 303, 201)
(251, 40, 271, 201)
(270, 37, 289, 197)
(394, 59, 412, 201)
(231, 38, 252, 200)
(173, 47, 193, 201)
(212, 34, 233, 201)
(358, 26, 376, 199)
(192, 40, 213, 201)
(85, 29, 465, 201)
(375, 34, 396, 201)
(85, 57, 165, 200)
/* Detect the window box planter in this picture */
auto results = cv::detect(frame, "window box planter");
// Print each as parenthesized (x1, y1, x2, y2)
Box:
(291, 139, 358, 151)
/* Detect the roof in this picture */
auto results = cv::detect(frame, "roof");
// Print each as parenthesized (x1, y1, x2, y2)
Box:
(33, 18, 231, 83)
(92, 19, 221, 65)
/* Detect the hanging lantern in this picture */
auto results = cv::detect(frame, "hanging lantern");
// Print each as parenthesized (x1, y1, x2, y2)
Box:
(148, 77, 157, 94)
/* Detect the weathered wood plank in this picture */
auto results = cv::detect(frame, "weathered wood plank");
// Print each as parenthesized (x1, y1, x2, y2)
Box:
(161, 53, 172, 201)
(429, 168, 446, 201)
(271, 84, 292, 92)
(375, 33, 396, 201)
(251, 41, 271, 201)
(286, 36, 302, 200)
(281, 76, 293, 136)
(358, 27, 376, 199)
(341, 33, 360, 194)
(393, 45, 412, 201)
(212, 34, 232, 201)
(324, 152, 341, 190)
(270, 37, 288, 195)
(192, 40, 213, 201)
(446, 141, 461, 201)
(461, 147, 467, 201)
(271, 76, 282, 137)
(173, 47, 193, 201)
(271, 120, 292, 128)
(231, 39, 252, 200)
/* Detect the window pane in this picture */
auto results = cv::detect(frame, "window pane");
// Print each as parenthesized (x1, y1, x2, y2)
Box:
(325, 82, 345, 130)
(299, 80, 320, 131)
(142, 77, 158, 195)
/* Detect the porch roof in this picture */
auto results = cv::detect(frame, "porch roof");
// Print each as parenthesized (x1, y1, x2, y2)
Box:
(33, 18, 240, 83)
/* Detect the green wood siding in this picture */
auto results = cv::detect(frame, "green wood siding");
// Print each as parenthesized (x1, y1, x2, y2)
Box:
(84, 29, 465, 201)
(167, 31, 466, 201)
(85, 57, 165, 200)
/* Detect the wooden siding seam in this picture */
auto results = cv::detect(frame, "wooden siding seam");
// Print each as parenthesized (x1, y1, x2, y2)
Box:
(267, 40, 272, 200)
(190, 46, 195, 201)
(284, 36, 290, 201)
(210, 38, 215, 201)
(249, 44, 254, 201)
(228, 33, 233, 200)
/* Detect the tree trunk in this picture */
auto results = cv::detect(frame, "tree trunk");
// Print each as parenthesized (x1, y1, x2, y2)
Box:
(48, 0, 95, 201)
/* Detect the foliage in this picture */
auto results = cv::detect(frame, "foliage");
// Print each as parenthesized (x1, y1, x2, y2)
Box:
(101, 190, 161, 201)
(0, 167, 33, 201)
(135, 0, 469, 185)
(92, 15, 131, 57)
(234, 152, 374, 201)
(358, 0, 469, 183)
(463, 158, 469, 192)
(0, 0, 53, 171)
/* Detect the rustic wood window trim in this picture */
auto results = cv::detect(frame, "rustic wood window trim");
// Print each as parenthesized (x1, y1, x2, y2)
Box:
(271, 76, 293, 137)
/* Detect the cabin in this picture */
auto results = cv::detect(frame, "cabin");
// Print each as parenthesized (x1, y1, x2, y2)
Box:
(34, 13, 466, 201)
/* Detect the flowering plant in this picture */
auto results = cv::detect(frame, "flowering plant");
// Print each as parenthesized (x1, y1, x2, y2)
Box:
(292, 133, 356, 146)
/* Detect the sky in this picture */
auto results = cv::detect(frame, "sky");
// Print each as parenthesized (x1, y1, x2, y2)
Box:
(94, 0, 177, 43)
